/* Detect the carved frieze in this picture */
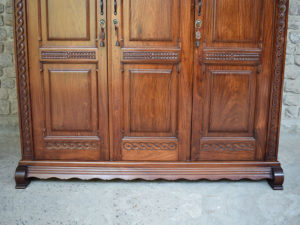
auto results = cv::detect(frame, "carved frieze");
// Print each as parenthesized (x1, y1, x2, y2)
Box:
(41, 51, 96, 60)
(123, 142, 177, 151)
(122, 51, 179, 62)
(203, 49, 262, 63)
(45, 141, 99, 150)
(204, 52, 261, 61)
(201, 142, 256, 152)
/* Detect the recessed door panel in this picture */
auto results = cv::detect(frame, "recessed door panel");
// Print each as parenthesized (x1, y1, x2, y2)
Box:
(213, 0, 255, 42)
(206, 67, 256, 135)
(205, 0, 263, 47)
(122, 0, 180, 47)
(40, 0, 96, 46)
(47, 0, 90, 40)
(130, 0, 173, 41)
(129, 69, 172, 133)
(44, 64, 97, 135)
(124, 65, 177, 136)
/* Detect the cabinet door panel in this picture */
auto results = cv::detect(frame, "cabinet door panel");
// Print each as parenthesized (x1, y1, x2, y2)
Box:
(192, 0, 276, 161)
(130, 71, 171, 133)
(122, 0, 180, 47)
(41, 0, 95, 46)
(124, 65, 177, 136)
(27, 0, 109, 160)
(197, 65, 258, 161)
(204, 66, 256, 136)
(43, 64, 98, 135)
(130, 0, 173, 41)
(47, 0, 90, 40)
(109, 0, 193, 161)
(206, 0, 263, 47)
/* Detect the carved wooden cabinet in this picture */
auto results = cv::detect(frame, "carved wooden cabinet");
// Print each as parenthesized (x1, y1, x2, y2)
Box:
(13, 0, 289, 189)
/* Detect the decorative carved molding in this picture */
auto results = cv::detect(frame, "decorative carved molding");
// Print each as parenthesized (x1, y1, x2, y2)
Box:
(201, 142, 256, 152)
(204, 52, 261, 61)
(26, 163, 275, 181)
(45, 141, 99, 150)
(203, 49, 262, 63)
(123, 142, 177, 151)
(41, 51, 96, 59)
(123, 51, 179, 61)
(266, 0, 289, 161)
(14, 0, 34, 159)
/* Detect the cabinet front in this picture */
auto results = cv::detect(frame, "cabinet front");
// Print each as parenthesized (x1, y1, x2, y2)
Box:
(25, 0, 276, 162)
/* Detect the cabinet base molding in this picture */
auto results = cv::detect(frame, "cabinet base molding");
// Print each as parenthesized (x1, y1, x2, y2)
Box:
(16, 161, 283, 190)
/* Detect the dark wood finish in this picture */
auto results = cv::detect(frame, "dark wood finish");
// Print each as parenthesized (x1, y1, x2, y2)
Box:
(268, 166, 284, 190)
(19, 161, 279, 181)
(192, 0, 278, 162)
(108, 0, 193, 161)
(266, 0, 289, 161)
(13, 0, 288, 190)
(15, 165, 30, 189)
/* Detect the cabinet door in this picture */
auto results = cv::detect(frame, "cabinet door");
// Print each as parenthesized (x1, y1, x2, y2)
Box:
(108, 0, 193, 161)
(27, 0, 109, 160)
(191, 0, 275, 160)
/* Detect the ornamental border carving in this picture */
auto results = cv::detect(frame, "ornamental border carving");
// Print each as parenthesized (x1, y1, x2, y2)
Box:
(203, 52, 261, 62)
(41, 51, 96, 60)
(45, 142, 99, 150)
(14, 0, 34, 159)
(123, 51, 179, 61)
(123, 142, 178, 151)
(266, 0, 289, 160)
(201, 143, 256, 152)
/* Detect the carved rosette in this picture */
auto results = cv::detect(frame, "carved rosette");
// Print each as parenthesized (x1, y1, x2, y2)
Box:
(14, 0, 34, 159)
(267, 0, 289, 160)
